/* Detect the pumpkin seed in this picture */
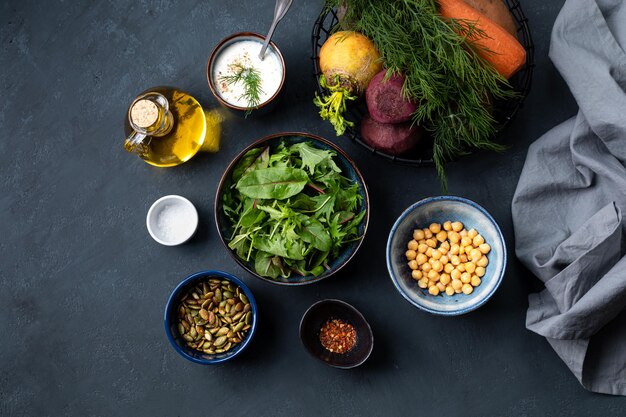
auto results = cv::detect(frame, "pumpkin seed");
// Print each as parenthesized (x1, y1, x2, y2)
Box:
(214, 336, 227, 347)
(199, 309, 209, 320)
(233, 322, 245, 333)
(239, 294, 249, 304)
(177, 324, 185, 335)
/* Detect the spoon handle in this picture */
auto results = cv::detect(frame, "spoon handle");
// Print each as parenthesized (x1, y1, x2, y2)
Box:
(259, 0, 293, 59)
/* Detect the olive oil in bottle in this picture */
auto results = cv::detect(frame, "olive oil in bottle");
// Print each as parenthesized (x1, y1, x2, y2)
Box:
(124, 87, 208, 167)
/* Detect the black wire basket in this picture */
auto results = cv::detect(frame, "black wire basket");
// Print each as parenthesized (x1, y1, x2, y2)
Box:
(311, 0, 535, 166)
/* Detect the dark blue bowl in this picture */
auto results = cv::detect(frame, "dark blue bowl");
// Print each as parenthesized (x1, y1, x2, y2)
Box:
(215, 132, 370, 285)
(386, 196, 507, 316)
(164, 270, 258, 364)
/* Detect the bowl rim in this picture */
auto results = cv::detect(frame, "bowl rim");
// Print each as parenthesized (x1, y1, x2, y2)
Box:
(163, 270, 258, 364)
(206, 31, 286, 112)
(386, 196, 507, 316)
(214, 131, 370, 286)
(299, 298, 374, 369)
(146, 195, 198, 246)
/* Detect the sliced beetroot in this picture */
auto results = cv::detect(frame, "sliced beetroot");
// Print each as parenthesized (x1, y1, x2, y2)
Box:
(366, 70, 418, 124)
(360, 115, 423, 156)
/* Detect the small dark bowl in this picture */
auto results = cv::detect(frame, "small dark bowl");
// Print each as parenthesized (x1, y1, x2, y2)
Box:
(299, 299, 373, 369)
(164, 270, 258, 364)
(214, 132, 370, 286)
(207, 32, 286, 116)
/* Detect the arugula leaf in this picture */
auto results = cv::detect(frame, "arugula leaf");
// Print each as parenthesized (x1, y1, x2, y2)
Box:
(236, 167, 309, 200)
(290, 142, 338, 175)
(253, 235, 306, 260)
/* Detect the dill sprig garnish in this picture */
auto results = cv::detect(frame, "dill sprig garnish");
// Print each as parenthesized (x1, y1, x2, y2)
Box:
(327, 0, 517, 190)
(220, 63, 264, 116)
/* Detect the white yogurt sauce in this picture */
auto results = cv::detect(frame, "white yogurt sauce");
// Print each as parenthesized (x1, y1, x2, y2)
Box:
(212, 39, 283, 108)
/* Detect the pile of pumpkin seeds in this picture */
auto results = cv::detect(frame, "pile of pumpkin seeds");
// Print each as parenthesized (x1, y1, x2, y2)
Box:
(177, 278, 252, 355)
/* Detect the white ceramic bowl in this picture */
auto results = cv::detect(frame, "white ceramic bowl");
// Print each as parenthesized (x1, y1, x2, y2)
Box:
(146, 195, 198, 246)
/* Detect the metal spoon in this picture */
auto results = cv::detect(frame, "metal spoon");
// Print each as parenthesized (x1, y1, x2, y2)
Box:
(259, 0, 293, 60)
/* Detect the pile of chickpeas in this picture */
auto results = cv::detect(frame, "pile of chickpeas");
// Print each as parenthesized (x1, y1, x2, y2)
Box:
(405, 221, 491, 296)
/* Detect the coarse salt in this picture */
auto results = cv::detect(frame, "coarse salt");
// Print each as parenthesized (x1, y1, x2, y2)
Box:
(156, 204, 195, 242)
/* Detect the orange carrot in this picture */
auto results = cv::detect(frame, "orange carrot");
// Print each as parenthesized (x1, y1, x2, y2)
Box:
(438, 0, 526, 79)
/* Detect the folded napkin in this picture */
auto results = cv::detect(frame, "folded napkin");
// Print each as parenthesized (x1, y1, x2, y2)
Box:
(511, 0, 626, 395)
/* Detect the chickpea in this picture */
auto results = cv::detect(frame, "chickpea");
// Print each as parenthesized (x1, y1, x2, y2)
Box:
(475, 266, 485, 277)
(444, 263, 455, 274)
(462, 284, 474, 295)
(440, 255, 449, 265)
(445, 286, 455, 296)
(443, 221, 453, 231)
(433, 260, 444, 272)
(460, 254, 468, 263)
(424, 229, 433, 239)
(450, 255, 461, 266)
(448, 232, 460, 244)
(477, 256, 489, 267)
(440, 241, 450, 251)
(416, 253, 428, 265)
(421, 262, 432, 273)
(457, 263, 466, 272)
(425, 247, 434, 258)
(471, 275, 481, 287)
(459, 245, 466, 255)
(427, 270, 440, 282)
(467, 228, 478, 239)
(459, 229, 468, 237)
(451, 279, 463, 291)
(429, 223, 441, 234)
(408, 260, 418, 270)
(479, 243, 491, 254)
(461, 272, 472, 284)
(438, 246, 448, 255)
(449, 244, 460, 255)
(469, 248, 482, 262)
(440, 273, 451, 285)
(412, 270, 423, 280)
(461, 236, 472, 247)
(428, 280, 437, 287)
(436, 230, 447, 242)
(451, 269, 462, 280)
(451, 221, 463, 232)
(417, 243, 428, 254)
(407, 240, 418, 251)
(428, 285, 440, 296)
(465, 262, 476, 274)
(418, 278, 429, 289)
(416, 229, 427, 240)
(431, 250, 442, 260)
(472, 235, 485, 247)
(436, 282, 446, 292)
(406, 250, 417, 260)
(426, 239, 437, 248)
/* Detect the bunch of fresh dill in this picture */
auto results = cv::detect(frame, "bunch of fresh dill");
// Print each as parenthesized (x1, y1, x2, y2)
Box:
(219, 63, 264, 116)
(327, 0, 516, 188)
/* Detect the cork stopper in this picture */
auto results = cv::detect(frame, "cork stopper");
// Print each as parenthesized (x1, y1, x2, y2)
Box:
(130, 99, 159, 128)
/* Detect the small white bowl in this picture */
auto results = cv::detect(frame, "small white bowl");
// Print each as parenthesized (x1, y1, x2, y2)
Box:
(146, 195, 199, 246)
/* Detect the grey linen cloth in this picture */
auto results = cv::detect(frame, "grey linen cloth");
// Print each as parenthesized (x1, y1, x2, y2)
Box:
(511, 0, 626, 395)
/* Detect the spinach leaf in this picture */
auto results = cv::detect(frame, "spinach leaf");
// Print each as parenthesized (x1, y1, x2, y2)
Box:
(255, 251, 286, 279)
(236, 167, 309, 200)
(300, 217, 332, 252)
(232, 146, 270, 183)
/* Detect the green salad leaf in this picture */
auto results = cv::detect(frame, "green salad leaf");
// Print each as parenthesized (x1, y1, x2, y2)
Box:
(223, 140, 366, 279)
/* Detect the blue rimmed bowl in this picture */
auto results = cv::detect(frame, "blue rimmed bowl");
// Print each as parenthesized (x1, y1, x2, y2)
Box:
(215, 132, 369, 286)
(386, 196, 506, 315)
(164, 270, 258, 364)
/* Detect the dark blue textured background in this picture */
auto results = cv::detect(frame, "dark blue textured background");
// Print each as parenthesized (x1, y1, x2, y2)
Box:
(1, 0, 623, 415)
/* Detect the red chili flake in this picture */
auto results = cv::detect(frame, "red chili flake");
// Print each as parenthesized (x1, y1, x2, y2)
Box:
(319, 319, 357, 354)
